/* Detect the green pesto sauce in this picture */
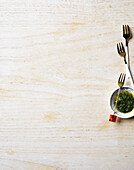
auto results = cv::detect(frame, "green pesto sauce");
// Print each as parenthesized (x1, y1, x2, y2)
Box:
(113, 91, 134, 113)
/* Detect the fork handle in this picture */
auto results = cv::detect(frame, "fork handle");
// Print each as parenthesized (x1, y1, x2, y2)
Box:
(124, 46, 134, 87)
(125, 46, 129, 66)
(125, 63, 134, 87)
(126, 39, 128, 47)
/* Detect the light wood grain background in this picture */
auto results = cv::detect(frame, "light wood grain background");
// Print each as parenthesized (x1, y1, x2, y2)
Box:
(0, 0, 134, 169)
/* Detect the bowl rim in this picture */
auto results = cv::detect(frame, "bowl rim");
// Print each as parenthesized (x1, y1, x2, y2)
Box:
(110, 86, 134, 118)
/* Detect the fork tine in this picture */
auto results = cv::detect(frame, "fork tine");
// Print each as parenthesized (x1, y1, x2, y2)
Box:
(121, 42, 125, 52)
(121, 73, 125, 83)
(125, 25, 127, 34)
(117, 44, 119, 54)
(123, 73, 126, 83)
(120, 43, 123, 53)
(118, 73, 122, 83)
(121, 73, 124, 82)
(123, 25, 125, 35)
(127, 25, 130, 34)
(118, 43, 121, 52)
(126, 25, 128, 34)
(119, 43, 122, 53)
(124, 25, 126, 34)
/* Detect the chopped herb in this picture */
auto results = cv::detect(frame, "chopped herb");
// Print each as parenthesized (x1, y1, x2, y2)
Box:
(113, 91, 134, 113)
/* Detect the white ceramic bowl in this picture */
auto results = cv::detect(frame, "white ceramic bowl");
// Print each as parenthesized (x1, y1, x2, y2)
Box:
(110, 87, 134, 118)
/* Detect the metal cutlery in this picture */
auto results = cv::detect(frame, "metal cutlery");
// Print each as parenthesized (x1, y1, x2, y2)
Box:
(117, 42, 127, 64)
(123, 25, 130, 46)
(117, 42, 134, 87)
(109, 73, 126, 122)
(114, 73, 126, 108)
(123, 25, 131, 68)
(109, 25, 133, 122)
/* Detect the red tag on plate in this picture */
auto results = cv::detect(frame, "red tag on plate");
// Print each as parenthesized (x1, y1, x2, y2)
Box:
(109, 114, 117, 122)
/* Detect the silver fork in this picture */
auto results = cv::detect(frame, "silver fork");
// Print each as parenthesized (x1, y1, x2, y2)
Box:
(117, 42, 127, 64)
(117, 42, 134, 87)
(114, 73, 126, 113)
(109, 73, 126, 121)
(118, 73, 126, 88)
(123, 25, 130, 47)
(123, 25, 131, 67)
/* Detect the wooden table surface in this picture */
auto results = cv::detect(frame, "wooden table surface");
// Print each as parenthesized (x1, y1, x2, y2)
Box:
(1, 0, 134, 169)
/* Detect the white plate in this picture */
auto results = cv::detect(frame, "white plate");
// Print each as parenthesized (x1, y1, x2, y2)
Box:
(110, 87, 134, 118)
